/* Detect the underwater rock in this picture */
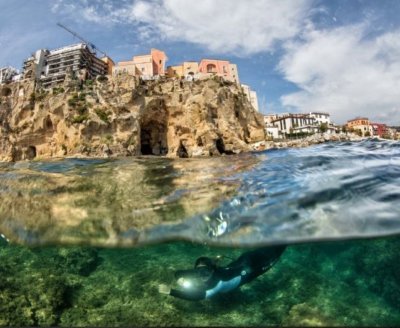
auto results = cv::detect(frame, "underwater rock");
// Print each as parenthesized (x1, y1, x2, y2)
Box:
(284, 303, 332, 326)
(53, 247, 101, 276)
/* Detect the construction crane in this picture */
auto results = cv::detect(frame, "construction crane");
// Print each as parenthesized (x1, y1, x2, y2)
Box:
(57, 22, 107, 57)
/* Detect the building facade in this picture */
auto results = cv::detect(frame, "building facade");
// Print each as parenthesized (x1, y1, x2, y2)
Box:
(113, 48, 168, 79)
(0, 66, 18, 84)
(272, 114, 319, 135)
(100, 56, 115, 76)
(22, 44, 109, 88)
(166, 61, 200, 79)
(198, 59, 239, 84)
(309, 112, 331, 125)
(22, 49, 48, 80)
(241, 84, 259, 112)
(265, 126, 279, 140)
(346, 117, 373, 136)
(370, 123, 388, 137)
(166, 59, 240, 84)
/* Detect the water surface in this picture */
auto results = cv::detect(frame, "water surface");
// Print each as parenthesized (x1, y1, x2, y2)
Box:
(0, 139, 399, 247)
(1, 139, 400, 326)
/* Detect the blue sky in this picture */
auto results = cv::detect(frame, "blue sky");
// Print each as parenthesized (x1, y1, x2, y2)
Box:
(1, 0, 400, 125)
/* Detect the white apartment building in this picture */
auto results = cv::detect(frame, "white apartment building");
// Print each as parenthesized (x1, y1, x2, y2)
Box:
(309, 112, 331, 125)
(0, 66, 18, 84)
(22, 44, 108, 88)
(272, 114, 318, 135)
(241, 84, 259, 112)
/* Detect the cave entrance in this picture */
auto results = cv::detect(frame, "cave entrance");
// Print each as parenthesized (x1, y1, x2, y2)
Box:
(27, 146, 37, 160)
(140, 120, 168, 156)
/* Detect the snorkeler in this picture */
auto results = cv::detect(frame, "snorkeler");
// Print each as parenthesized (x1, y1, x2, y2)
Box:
(158, 245, 286, 301)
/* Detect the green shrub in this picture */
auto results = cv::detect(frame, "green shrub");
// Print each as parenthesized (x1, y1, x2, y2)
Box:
(76, 104, 87, 115)
(79, 93, 86, 101)
(95, 108, 109, 123)
(67, 94, 79, 108)
(29, 92, 36, 103)
(71, 114, 89, 124)
(52, 87, 65, 96)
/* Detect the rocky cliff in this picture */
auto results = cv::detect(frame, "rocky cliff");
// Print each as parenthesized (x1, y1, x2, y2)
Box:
(0, 75, 265, 161)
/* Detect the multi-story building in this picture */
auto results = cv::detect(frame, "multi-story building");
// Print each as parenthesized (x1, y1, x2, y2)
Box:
(0, 66, 18, 84)
(264, 114, 280, 125)
(167, 65, 184, 78)
(22, 44, 109, 88)
(272, 114, 319, 136)
(228, 63, 240, 84)
(113, 48, 168, 79)
(346, 117, 373, 136)
(241, 84, 259, 112)
(22, 49, 48, 80)
(100, 56, 115, 76)
(265, 126, 280, 140)
(198, 59, 240, 84)
(166, 59, 240, 84)
(309, 112, 331, 125)
(166, 61, 200, 79)
(371, 123, 388, 137)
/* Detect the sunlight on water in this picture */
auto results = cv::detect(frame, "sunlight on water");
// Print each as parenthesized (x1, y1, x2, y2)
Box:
(0, 139, 399, 247)
(1, 139, 400, 326)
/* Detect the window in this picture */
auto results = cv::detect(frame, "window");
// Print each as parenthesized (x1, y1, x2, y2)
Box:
(141, 67, 145, 72)
(206, 64, 217, 73)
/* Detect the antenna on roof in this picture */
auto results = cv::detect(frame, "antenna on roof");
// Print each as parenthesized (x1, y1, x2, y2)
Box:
(56, 22, 107, 57)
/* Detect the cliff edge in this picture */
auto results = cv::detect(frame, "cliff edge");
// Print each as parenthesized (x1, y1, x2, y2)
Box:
(0, 75, 265, 161)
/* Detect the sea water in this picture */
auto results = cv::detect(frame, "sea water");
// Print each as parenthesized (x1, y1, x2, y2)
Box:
(1, 138, 400, 326)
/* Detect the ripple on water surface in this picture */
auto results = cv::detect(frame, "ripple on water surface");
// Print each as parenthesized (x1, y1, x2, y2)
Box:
(0, 139, 399, 247)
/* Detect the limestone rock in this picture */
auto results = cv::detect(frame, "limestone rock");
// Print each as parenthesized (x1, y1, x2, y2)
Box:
(0, 76, 265, 161)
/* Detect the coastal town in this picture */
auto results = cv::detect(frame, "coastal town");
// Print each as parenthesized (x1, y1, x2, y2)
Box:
(0, 30, 399, 161)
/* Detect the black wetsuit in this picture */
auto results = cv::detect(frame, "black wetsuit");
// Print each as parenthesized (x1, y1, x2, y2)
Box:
(169, 245, 286, 301)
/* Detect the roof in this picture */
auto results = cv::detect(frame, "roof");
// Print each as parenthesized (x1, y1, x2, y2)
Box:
(49, 43, 87, 55)
(310, 112, 330, 116)
(271, 114, 311, 122)
(347, 117, 369, 122)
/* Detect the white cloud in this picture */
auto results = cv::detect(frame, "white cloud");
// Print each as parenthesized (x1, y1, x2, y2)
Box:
(53, 0, 313, 55)
(279, 24, 400, 124)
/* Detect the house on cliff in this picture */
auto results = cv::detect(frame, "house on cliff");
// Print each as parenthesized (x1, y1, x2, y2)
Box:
(112, 48, 168, 80)
(0, 66, 19, 84)
(21, 44, 110, 88)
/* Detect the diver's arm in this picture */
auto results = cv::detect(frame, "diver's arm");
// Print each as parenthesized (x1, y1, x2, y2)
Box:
(159, 284, 206, 301)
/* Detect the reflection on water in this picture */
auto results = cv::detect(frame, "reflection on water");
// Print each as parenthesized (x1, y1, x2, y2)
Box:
(1, 236, 400, 326)
(0, 155, 258, 246)
(1, 139, 400, 326)
(1, 139, 400, 247)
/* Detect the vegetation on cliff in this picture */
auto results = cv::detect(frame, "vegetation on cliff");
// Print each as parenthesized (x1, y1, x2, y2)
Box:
(0, 75, 265, 161)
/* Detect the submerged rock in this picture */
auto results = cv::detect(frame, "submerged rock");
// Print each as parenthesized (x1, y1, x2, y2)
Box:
(0, 76, 265, 161)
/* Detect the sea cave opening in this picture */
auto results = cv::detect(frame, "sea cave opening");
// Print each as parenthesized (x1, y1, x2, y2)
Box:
(140, 120, 168, 156)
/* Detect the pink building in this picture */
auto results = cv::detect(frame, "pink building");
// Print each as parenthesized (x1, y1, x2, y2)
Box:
(150, 49, 167, 75)
(371, 123, 388, 137)
(198, 59, 239, 84)
(113, 48, 168, 79)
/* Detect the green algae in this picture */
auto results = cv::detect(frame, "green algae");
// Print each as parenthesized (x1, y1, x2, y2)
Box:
(1, 237, 400, 326)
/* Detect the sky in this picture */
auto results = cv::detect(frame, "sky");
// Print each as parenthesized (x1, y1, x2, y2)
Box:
(1, 0, 400, 125)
